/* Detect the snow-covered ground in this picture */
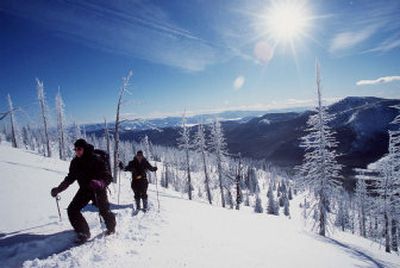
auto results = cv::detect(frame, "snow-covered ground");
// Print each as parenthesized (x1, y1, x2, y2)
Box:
(1, 144, 399, 268)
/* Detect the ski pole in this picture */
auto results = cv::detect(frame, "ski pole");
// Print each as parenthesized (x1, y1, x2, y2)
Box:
(55, 195, 62, 222)
(94, 192, 103, 224)
(154, 163, 160, 213)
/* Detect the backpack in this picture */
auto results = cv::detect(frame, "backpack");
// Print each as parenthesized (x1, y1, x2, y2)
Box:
(93, 149, 112, 182)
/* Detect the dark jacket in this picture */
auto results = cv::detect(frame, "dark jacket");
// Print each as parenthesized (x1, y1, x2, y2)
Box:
(124, 156, 157, 180)
(62, 144, 113, 189)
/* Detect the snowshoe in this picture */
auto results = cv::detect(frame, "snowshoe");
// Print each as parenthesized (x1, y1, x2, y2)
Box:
(143, 198, 148, 213)
(105, 229, 115, 236)
(75, 232, 90, 244)
(132, 209, 141, 216)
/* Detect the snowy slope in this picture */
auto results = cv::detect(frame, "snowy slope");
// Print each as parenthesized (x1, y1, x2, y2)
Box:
(1, 144, 399, 268)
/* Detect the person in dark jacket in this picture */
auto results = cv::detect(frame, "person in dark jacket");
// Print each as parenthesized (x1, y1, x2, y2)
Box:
(119, 150, 157, 212)
(51, 139, 116, 243)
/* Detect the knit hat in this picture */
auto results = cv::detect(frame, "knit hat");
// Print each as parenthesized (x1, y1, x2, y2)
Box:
(74, 139, 88, 149)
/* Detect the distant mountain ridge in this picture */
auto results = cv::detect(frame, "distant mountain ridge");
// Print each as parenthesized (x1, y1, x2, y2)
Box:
(84, 108, 309, 132)
(88, 96, 400, 180)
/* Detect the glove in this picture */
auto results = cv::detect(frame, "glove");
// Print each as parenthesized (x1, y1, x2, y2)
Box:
(51, 187, 59, 197)
(89, 180, 105, 191)
(153, 167, 158, 172)
(118, 161, 124, 170)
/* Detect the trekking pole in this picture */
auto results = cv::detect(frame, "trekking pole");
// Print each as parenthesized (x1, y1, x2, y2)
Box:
(117, 169, 122, 205)
(154, 163, 160, 213)
(94, 192, 103, 224)
(55, 195, 62, 222)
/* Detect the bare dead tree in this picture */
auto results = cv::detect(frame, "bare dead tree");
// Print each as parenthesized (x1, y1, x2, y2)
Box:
(7, 94, 18, 148)
(104, 118, 111, 168)
(113, 70, 133, 182)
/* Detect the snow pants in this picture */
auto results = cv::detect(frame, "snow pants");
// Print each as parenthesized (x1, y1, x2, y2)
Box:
(131, 178, 149, 201)
(67, 188, 116, 236)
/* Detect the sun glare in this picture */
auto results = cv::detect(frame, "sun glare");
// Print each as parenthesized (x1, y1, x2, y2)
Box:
(263, 0, 311, 45)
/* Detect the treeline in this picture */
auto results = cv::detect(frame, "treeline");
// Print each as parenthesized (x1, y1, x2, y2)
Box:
(0, 72, 294, 220)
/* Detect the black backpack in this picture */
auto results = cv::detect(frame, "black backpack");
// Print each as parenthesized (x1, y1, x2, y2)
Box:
(93, 149, 112, 174)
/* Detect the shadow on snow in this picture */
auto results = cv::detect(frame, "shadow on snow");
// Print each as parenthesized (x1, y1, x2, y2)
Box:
(0, 230, 76, 267)
(82, 202, 132, 213)
(325, 237, 387, 268)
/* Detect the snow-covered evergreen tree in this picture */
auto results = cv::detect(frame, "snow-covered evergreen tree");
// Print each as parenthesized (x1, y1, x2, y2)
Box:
(279, 182, 288, 207)
(284, 197, 290, 217)
(72, 121, 81, 142)
(209, 117, 228, 208)
(235, 155, 243, 210)
(267, 182, 278, 215)
(388, 112, 400, 252)
(161, 162, 170, 188)
(81, 125, 87, 140)
(254, 194, 263, 213)
(335, 190, 350, 232)
(374, 157, 397, 252)
(21, 124, 35, 151)
(354, 177, 369, 237)
(288, 186, 293, 200)
(194, 122, 212, 204)
(225, 187, 234, 209)
(373, 127, 400, 252)
(177, 112, 193, 200)
(247, 167, 260, 195)
(36, 79, 52, 157)
(55, 89, 67, 160)
(244, 191, 250, 207)
(298, 61, 342, 236)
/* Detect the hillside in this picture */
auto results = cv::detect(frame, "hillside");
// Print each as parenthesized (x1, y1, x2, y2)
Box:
(111, 96, 400, 180)
(1, 144, 399, 267)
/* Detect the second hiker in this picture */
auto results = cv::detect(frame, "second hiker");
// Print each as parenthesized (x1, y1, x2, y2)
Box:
(119, 150, 157, 212)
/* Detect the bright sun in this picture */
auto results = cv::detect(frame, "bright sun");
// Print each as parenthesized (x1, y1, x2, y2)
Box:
(263, 0, 311, 45)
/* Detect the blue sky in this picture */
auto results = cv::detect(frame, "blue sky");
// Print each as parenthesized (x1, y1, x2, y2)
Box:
(1, 0, 400, 124)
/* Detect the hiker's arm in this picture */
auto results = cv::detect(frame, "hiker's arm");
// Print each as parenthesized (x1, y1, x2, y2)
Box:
(51, 161, 75, 196)
(145, 159, 157, 172)
(124, 161, 135, 172)
(62, 160, 77, 186)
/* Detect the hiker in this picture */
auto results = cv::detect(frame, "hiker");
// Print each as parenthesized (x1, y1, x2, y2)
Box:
(119, 150, 157, 212)
(50, 139, 116, 243)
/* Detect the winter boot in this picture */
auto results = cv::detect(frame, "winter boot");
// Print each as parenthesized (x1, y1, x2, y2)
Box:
(135, 198, 141, 211)
(143, 198, 148, 213)
(105, 215, 116, 236)
(75, 232, 90, 244)
(105, 229, 115, 236)
(132, 198, 141, 216)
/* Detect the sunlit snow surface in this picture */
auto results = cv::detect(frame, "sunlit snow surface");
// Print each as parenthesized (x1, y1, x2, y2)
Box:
(0, 144, 399, 268)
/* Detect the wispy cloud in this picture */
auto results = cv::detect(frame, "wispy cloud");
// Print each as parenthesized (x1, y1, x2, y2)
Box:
(356, 76, 400, 86)
(329, 27, 377, 53)
(328, 1, 400, 54)
(366, 35, 400, 53)
(0, 0, 223, 71)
